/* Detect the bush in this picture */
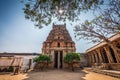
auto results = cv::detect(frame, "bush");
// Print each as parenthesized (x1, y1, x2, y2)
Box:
(64, 52, 80, 71)
(64, 52, 80, 63)
(34, 54, 51, 62)
(34, 54, 51, 70)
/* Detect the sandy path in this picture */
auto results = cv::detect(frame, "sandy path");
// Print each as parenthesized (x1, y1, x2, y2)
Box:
(0, 70, 119, 80)
(82, 70, 120, 80)
(0, 73, 28, 80)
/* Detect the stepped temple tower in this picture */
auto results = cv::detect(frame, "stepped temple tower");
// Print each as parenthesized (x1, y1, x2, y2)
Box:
(42, 23, 76, 69)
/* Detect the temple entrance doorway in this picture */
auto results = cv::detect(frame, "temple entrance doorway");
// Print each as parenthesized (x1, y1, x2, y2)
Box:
(54, 51, 63, 69)
(54, 51, 58, 68)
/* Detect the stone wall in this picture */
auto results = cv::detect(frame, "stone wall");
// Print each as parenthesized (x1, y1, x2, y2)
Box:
(109, 63, 120, 71)
(80, 54, 88, 67)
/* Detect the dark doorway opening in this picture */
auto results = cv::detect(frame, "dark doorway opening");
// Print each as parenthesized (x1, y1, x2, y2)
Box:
(109, 47, 117, 63)
(101, 48, 109, 63)
(60, 51, 63, 68)
(54, 51, 58, 68)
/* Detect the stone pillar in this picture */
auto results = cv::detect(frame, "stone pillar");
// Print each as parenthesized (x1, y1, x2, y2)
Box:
(93, 51, 98, 63)
(96, 49, 103, 63)
(96, 52, 100, 63)
(89, 54, 92, 63)
(91, 53, 95, 63)
(87, 54, 92, 66)
(93, 53, 96, 63)
(90, 54, 93, 63)
(90, 53, 92, 63)
(104, 46, 114, 63)
(51, 50, 54, 68)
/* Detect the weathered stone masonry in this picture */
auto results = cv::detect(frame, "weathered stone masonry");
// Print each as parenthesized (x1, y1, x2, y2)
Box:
(42, 24, 76, 69)
(86, 33, 120, 70)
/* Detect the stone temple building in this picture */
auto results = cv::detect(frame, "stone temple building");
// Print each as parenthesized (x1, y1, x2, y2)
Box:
(42, 23, 76, 69)
(86, 33, 120, 70)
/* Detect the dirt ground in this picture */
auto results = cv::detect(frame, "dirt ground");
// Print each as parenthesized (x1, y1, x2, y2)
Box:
(0, 69, 119, 80)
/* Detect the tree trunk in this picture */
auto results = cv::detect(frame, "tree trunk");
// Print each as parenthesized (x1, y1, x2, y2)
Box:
(71, 62, 74, 71)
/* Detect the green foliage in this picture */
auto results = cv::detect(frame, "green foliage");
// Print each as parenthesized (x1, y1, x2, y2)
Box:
(22, 0, 104, 28)
(34, 54, 51, 62)
(64, 52, 80, 63)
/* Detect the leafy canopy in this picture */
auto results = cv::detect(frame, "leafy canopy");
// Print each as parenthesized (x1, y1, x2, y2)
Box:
(64, 52, 80, 63)
(34, 54, 51, 62)
(22, 0, 104, 28)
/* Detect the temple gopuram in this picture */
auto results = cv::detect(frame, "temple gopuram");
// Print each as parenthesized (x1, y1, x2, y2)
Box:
(42, 23, 76, 69)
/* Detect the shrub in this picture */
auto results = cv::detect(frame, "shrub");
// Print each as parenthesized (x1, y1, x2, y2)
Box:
(64, 52, 80, 71)
(34, 54, 51, 62)
(64, 52, 80, 63)
(34, 54, 51, 70)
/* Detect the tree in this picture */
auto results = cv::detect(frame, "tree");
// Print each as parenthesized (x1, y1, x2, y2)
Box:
(64, 52, 80, 71)
(74, 4, 120, 63)
(34, 54, 51, 70)
(22, 0, 105, 28)
(99, 0, 120, 31)
(34, 54, 51, 62)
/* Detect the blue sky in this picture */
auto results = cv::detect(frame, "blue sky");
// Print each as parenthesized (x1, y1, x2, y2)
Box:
(0, 0, 95, 53)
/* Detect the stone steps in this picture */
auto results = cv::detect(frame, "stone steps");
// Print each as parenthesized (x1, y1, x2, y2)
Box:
(85, 68, 120, 79)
